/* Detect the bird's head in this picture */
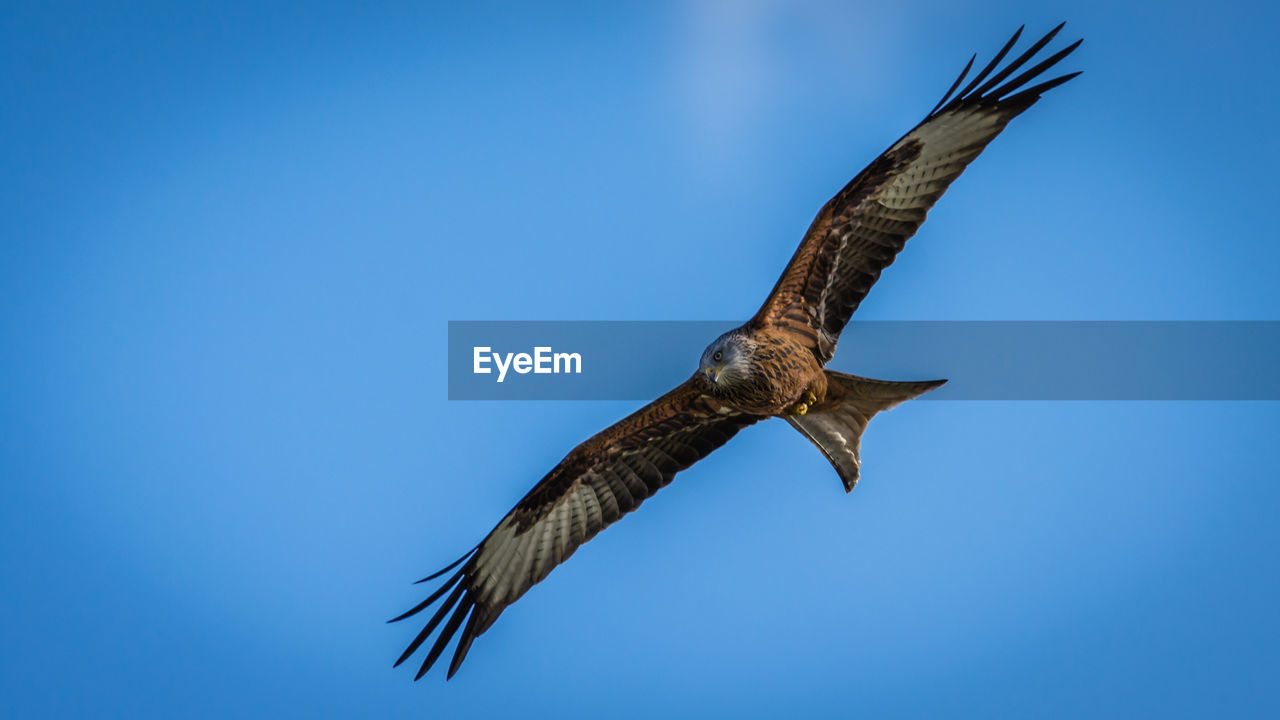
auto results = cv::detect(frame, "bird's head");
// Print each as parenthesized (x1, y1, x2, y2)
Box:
(699, 330, 751, 388)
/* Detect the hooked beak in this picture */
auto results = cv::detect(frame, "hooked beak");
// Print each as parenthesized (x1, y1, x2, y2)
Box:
(704, 364, 724, 384)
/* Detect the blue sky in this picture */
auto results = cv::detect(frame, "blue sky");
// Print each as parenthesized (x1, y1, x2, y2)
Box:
(3, 1, 1279, 717)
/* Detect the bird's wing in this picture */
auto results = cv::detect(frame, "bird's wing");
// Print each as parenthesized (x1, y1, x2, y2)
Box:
(751, 24, 1081, 363)
(391, 377, 760, 679)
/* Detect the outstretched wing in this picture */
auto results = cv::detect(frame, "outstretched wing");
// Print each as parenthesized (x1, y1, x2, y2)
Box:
(752, 24, 1081, 363)
(391, 377, 760, 679)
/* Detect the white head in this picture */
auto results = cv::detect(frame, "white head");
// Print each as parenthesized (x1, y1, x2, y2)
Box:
(698, 329, 752, 387)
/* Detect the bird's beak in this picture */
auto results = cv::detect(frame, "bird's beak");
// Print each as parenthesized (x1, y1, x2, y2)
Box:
(704, 365, 723, 383)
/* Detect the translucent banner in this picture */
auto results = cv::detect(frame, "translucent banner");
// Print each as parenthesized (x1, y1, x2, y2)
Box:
(446, 321, 1280, 401)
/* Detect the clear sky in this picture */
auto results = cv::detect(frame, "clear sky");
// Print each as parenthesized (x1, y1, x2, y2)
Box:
(3, 1, 1279, 717)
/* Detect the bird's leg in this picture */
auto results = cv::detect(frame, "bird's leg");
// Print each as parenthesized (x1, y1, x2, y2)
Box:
(787, 387, 820, 416)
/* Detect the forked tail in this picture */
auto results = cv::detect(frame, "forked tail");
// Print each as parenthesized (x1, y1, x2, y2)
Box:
(787, 371, 946, 492)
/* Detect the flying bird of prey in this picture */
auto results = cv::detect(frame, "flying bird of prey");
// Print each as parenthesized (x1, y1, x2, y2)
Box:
(393, 24, 1081, 679)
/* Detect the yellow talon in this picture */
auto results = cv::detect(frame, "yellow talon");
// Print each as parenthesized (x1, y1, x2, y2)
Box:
(792, 402, 808, 416)
(805, 389, 818, 405)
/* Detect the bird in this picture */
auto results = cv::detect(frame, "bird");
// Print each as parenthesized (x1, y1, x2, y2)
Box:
(392, 23, 1082, 680)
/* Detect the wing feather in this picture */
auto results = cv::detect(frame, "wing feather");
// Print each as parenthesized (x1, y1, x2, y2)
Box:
(392, 377, 760, 679)
(751, 25, 1081, 362)
(953, 25, 1023, 102)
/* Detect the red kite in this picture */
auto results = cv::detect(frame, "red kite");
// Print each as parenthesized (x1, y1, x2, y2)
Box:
(394, 24, 1081, 679)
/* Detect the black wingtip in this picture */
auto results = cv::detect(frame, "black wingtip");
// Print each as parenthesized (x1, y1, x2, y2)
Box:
(445, 611, 482, 680)
(928, 52, 977, 117)
(929, 23, 1082, 118)
(396, 580, 467, 672)
(389, 566, 468, 623)
(415, 598, 473, 680)
(1002, 70, 1082, 107)
(395, 554, 489, 681)
(970, 23, 1064, 99)
(991, 37, 1083, 100)
(959, 25, 1022, 97)
(414, 546, 477, 584)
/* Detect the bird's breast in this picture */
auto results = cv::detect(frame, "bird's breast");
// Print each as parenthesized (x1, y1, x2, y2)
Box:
(721, 331, 823, 415)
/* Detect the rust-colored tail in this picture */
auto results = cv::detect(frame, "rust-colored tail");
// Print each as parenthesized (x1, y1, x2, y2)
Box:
(786, 371, 945, 492)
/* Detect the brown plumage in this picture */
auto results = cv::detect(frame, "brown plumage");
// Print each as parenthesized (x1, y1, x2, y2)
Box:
(393, 24, 1081, 680)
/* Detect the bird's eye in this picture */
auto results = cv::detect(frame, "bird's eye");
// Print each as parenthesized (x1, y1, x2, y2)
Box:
(713, 351, 723, 362)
